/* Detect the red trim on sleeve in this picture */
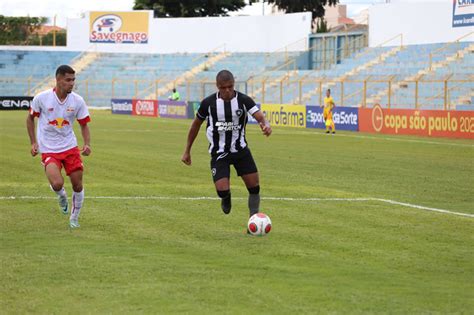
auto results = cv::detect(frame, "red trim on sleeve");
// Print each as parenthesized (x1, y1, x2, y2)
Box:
(77, 116, 91, 125)
(29, 107, 40, 117)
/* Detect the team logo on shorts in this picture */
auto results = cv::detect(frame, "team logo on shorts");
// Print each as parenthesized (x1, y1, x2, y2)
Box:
(211, 168, 217, 177)
(235, 109, 243, 117)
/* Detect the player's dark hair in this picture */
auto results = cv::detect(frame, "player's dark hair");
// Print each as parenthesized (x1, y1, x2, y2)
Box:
(216, 70, 234, 83)
(56, 65, 75, 77)
(327, 89, 331, 93)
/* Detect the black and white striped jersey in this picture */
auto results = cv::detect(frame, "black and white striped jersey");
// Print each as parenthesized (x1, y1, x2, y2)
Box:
(196, 91, 260, 155)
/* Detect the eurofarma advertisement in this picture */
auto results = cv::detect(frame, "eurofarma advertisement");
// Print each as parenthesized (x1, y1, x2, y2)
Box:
(261, 104, 306, 128)
(359, 105, 474, 139)
(90, 11, 149, 44)
(452, 0, 474, 27)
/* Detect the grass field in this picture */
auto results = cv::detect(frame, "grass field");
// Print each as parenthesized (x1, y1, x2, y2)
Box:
(1, 110, 473, 313)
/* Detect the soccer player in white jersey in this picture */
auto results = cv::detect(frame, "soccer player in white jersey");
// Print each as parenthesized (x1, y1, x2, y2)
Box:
(182, 70, 271, 228)
(26, 65, 91, 228)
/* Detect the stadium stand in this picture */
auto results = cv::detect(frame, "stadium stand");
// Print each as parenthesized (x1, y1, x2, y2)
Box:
(0, 50, 79, 96)
(1, 39, 472, 109)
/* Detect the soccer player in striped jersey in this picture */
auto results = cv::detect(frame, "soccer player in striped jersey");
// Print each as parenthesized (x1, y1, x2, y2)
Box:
(182, 70, 272, 220)
(26, 65, 91, 228)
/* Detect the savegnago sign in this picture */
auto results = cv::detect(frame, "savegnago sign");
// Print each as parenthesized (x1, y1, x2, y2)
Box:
(452, 0, 474, 27)
(89, 11, 149, 44)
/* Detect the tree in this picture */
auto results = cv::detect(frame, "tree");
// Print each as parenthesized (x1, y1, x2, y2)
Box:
(316, 17, 328, 33)
(133, 0, 247, 17)
(264, 0, 338, 20)
(0, 16, 47, 45)
(30, 31, 67, 46)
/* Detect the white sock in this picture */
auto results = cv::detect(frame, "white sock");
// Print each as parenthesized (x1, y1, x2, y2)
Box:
(70, 189, 84, 221)
(50, 185, 67, 198)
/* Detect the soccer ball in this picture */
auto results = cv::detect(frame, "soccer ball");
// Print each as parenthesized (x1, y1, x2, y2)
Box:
(248, 213, 272, 236)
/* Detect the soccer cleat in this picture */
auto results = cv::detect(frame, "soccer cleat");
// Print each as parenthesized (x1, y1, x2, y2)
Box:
(58, 195, 68, 214)
(326, 131, 330, 134)
(69, 219, 80, 228)
(221, 195, 231, 214)
(332, 131, 336, 134)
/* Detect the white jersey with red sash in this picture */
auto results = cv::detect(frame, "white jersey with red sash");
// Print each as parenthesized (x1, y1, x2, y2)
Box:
(29, 88, 90, 153)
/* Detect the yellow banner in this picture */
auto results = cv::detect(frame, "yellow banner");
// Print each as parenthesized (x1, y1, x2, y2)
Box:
(89, 11, 149, 44)
(261, 104, 306, 128)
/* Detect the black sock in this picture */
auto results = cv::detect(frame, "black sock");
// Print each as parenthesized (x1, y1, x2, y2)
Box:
(217, 190, 231, 214)
(247, 185, 260, 217)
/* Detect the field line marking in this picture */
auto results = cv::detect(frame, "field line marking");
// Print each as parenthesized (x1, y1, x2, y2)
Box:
(0, 196, 371, 201)
(1, 195, 472, 218)
(273, 129, 474, 148)
(264, 197, 474, 217)
(373, 198, 474, 218)
(95, 129, 153, 133)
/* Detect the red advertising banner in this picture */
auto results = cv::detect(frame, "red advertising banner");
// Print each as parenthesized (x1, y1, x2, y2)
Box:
(359, 105, 474, 139)
(132, 99, 158, 117)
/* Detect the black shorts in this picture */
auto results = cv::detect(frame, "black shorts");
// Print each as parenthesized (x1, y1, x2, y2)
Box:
(210, 148, 258, 182)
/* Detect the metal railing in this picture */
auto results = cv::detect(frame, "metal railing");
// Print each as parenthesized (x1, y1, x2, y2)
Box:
(191, 43, 227, 63)
(3, 75, 471, 111)
(308, 33, 369, 70)
(29, 43, 100, 94)
(429, 32, 473, 71)
(263, 37, 308, 67)
(3, 32, 472, 110)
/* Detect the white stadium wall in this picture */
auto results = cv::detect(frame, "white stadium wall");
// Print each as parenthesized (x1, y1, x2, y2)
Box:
(66, 11, 312, 53)
(369, 2, 473, 47)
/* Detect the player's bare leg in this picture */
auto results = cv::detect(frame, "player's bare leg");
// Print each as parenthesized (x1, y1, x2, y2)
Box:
(215, 177, 231, 214)
(242, 172, 260, 217)
(68, 170, 84, 228)
(45, 163, 68, 214)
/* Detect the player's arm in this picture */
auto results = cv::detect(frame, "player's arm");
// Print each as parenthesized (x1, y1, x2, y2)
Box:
(242, 94, 271, 137)
(181, 117, 204, 166)
(26, 110, 39, 156)
(76, 98, 91, 156)
(253, 111, 272, 137)
(80, 123, 91, 156)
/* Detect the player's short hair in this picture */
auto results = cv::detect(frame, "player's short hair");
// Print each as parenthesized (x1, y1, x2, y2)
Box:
(56, 65, 75, 77)
(327, 89, 331, 93)
(216, 70, 234, 83)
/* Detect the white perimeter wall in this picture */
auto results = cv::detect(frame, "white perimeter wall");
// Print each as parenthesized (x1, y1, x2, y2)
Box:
(369, 2, 473, 47)
(66, 11, 311, 53)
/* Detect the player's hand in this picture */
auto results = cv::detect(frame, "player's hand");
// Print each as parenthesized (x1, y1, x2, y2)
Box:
(82, 144, 91, 156)
(181, 152, 192, 165)
(30, 143, 39, 156)
(259, 121, 272, 137)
